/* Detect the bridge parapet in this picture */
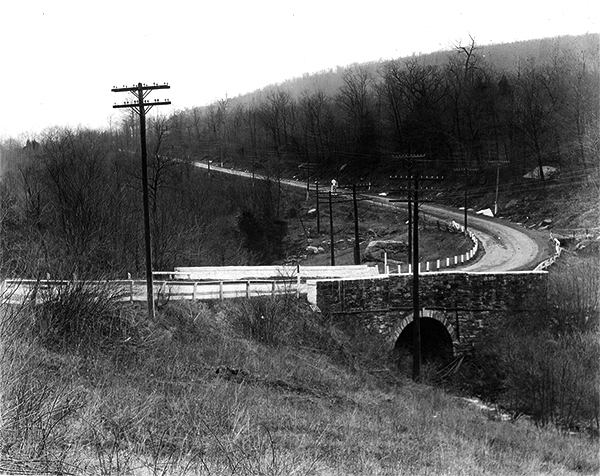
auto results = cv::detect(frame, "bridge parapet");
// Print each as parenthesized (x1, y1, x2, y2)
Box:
(169, 265, 379, 282)
(314, 271, 546, 312)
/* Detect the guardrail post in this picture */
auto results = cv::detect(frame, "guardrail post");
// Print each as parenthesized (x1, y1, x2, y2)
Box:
(246, 281, 250, 298)
(193, 282, 197, 301)
(426, 262, 430, 272)
(219, 282, 223, 300)
(130, 280, 134, 302)
(446, 257, 450, 267)
(436, 259, 440, 270)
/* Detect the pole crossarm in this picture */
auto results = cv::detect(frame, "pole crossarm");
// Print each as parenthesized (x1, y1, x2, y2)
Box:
(391, 154, 426, 158)
(112, 83, 171, 112)
(390, 175, 445, 181)
(389, 153, 438, 171)
(453, 167, 480, 173)
(389, 186, 439, 193)
(113, 100, 171, 109)
(111, 83, 170, 92)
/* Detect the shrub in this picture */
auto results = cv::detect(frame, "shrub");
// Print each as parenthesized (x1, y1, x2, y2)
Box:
(500, 330, 600, 432)
(29, 279, 133, 351)
(547, 256, 599, 334)
(0, 303, 86, 474)
(225, 295, 318, 347)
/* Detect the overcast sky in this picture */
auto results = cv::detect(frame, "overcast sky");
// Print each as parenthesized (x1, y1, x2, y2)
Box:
(0, 0, 596, 140)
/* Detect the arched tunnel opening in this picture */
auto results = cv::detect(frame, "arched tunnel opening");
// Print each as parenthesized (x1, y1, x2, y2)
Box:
(394, 317, 454, 365)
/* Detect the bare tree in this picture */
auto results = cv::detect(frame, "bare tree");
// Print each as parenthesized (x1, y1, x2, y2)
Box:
(336, 65, 378, 163)
(514, 60, 562, 181)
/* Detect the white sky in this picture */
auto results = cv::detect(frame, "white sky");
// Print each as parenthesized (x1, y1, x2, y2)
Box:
(0, 0, 597, 140)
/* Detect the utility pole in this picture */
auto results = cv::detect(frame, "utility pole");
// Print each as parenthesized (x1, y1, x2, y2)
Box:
(350, 182, 371, 265)
(412, 175, 421, 381)
(454, 167, 479, 234)
(407, 176, 412, 266)
(317, 187, 364, 267)
(315, 181, 321, 234)
(494, 163, 500, 216)
(112, 82, 171, 320)
(306, 161, 310, 201)
(352, 184, 360, 265)
(390, 161, 443, 382)
(489, 160, 509, 216)
(391, 154, 425, 265)
(328, 191, 335, 266)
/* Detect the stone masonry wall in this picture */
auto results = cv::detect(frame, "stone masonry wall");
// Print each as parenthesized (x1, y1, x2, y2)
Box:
(316, 271, 548, 353)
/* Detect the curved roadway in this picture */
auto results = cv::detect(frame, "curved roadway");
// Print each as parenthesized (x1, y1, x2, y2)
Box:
(192, 162, 552, 272)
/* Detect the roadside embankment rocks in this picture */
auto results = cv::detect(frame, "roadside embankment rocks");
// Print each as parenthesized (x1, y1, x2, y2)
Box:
(364, 240, 407, 262)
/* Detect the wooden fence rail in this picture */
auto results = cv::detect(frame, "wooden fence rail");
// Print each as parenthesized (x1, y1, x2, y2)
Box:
(0, 278, 301, 305)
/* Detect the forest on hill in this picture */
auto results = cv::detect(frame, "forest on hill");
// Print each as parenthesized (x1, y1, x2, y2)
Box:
(0, 34, 597, 279)
(170, 34, 598, 181)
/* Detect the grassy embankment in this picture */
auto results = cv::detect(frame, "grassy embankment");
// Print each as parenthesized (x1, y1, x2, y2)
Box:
(0, 283, 597, 476)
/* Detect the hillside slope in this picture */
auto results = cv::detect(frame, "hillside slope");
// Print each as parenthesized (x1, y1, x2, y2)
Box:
(1, 298, 597, 475)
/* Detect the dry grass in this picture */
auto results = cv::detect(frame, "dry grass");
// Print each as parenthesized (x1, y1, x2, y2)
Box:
(1, 293, 598, 475)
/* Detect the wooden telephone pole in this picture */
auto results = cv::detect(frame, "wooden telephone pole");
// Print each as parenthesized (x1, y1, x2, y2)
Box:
(316, 186, 366, 266)
(112, 83, 171, 320)
(389, 156, 443, 381)
(454, 167, 479, 233)
(391, 154, 426, 266)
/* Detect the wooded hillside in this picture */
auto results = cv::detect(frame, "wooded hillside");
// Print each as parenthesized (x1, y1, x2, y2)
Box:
(167, 34, 598, 182)
(0, 34, 597, 278)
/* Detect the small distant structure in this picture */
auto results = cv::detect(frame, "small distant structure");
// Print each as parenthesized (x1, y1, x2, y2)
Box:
(476, 208, 494, 217)
(523, 166, 558, 180)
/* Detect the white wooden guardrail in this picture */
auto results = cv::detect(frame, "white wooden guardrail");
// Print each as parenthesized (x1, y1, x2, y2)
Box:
(393, 221, 479, 274)
(534, 234, 562, 271)
(0, 278, 300, 305)
(0, 266, 381, 305)
(165, 264, 379, 282)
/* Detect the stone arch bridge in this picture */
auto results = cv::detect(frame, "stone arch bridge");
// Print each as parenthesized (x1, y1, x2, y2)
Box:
(312, 271, 547, 359)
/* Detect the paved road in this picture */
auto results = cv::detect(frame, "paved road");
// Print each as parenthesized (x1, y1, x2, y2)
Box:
(192, 162, 552, 272)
